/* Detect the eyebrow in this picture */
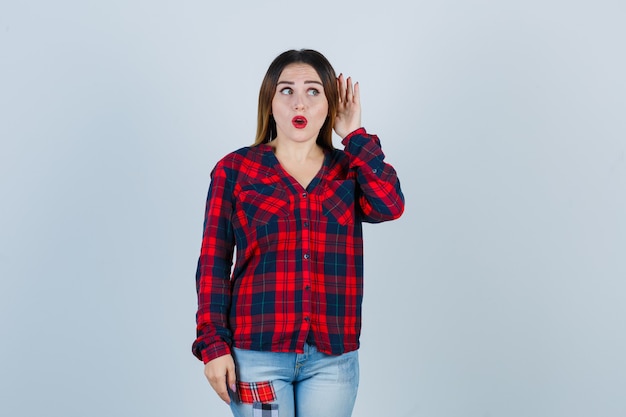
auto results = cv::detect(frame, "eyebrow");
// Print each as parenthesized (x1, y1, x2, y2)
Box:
(276, 80, 323, 86)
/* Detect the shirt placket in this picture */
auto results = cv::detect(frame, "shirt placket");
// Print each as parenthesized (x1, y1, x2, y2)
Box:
(299, 189, 313, 345)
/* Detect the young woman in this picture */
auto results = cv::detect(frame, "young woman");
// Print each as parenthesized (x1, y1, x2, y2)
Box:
(193, 49, 404, 417)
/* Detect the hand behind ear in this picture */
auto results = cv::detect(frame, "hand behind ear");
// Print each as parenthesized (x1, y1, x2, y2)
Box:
(334, 73, 361, 138)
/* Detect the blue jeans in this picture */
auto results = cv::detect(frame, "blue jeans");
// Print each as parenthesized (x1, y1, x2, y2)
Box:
(229, 343, 359, 417)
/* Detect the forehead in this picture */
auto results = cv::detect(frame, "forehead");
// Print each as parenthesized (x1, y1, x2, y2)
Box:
(278, 63, 322, 83)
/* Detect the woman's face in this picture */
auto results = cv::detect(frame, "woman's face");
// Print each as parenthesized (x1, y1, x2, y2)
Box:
(271, 63, 329, 145)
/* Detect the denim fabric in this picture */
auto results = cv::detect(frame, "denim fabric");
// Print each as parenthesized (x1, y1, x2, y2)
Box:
(229, 343, 359, 417)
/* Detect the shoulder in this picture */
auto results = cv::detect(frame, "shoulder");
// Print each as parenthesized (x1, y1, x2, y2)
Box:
(214, 146, 265, 167)
(323, 147, 351, 179)
(327, 147, 349, 165)
(212, 145, 273, 178)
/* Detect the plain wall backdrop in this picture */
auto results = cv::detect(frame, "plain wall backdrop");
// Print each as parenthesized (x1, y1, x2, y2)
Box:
(1, 1, 625, 416)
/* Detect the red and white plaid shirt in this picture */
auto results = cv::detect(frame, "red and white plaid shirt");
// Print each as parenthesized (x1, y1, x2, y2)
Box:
(193, 128, 404, 363)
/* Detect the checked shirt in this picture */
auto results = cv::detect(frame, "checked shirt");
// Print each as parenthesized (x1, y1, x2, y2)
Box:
(193, 128, 404, 363)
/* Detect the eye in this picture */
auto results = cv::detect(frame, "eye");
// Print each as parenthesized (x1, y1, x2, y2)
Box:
(307, 88, 321, 96)
(279, 87, 293, 95)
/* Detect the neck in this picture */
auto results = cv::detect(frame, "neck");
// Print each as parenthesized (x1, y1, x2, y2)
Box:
(271, 138, 323, 163)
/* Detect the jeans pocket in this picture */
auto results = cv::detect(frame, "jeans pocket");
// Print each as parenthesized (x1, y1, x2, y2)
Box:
(337, 350, 360, 384)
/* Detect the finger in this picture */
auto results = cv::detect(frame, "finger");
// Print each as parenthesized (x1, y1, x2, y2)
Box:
(227, 360, 237, 393)
(346, 76, 353, 102)
(336, 77, 342, 104)
(353, 81, 360, 104)
(337, 73, 345, 102)
(208, 374, 231, 404)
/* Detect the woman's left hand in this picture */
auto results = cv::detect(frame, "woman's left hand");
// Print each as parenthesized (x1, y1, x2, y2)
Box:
(334, 73, 362, 139)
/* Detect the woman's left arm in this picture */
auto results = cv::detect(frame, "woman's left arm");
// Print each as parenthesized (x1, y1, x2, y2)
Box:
(342, 129, 405, 222)
(334, 74, 405, 223)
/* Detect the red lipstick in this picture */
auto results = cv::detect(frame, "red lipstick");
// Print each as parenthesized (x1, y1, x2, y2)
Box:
(292, 116, 308, 129)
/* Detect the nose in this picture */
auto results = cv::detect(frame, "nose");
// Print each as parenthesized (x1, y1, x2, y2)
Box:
(293, 92, 305, 111)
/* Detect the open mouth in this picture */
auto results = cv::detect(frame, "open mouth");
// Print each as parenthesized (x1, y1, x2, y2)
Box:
(292, 116, 308, 129)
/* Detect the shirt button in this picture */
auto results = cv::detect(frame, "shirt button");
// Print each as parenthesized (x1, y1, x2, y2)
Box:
(305, 285, 311, 291)
(303, 253, 310, 260)
(372, 168, 378, 174)
(302, 192, 307, 198)
(304, 316, 310, 322)
(303, 222, 309, 227)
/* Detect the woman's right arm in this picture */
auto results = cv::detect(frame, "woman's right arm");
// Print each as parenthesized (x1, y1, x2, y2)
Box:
(193, 159, 239, 403)
(192, 159, 237, 364)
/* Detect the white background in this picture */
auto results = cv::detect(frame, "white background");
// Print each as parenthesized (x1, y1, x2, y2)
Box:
(1, 1, 625, 416)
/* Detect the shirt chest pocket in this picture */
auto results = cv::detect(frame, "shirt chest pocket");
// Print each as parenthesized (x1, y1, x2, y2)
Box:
(322, 180, 355, 225)
(239, 183, 290, 228)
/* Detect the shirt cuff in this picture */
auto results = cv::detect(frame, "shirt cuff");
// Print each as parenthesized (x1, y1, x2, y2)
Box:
(341, 127, 367, 145)
(201, 341, 232, 364)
